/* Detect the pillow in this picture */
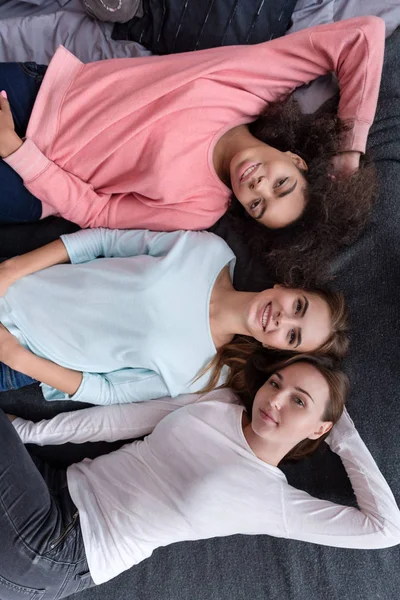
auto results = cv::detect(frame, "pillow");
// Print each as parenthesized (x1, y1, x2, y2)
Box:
(112, 0, 297, 54)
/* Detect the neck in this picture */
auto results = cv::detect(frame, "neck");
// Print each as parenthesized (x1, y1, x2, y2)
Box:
(242, 414, 291, 467)
(210, 272, 258, 348)
(213, 124, 258, 185)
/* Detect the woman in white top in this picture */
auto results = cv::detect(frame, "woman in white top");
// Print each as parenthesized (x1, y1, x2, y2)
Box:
(1, 352, 399, 598)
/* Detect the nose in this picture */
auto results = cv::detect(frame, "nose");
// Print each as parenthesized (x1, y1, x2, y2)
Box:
(249, 176, 265, 191)
(273, 310, 296, 329)
(270, 395, 282, 411)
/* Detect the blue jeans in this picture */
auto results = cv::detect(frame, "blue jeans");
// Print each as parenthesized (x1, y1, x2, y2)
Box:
(0, 409, 93, 599)
(0, 62, 46, 223)
(0, 361, 36, 391)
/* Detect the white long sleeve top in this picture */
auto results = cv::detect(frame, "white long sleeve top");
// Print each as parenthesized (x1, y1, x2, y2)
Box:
(13, 389, 400, 585)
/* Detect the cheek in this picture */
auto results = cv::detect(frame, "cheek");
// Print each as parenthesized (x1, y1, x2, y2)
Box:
(265, 330, 285, 350)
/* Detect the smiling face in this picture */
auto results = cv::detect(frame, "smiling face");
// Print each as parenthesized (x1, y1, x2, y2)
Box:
(229, 143, 308, 229)
(245, 285, 331, 352)
(250, 362, 333, 454)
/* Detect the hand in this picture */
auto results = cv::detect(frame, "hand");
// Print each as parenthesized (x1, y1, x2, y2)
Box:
(0, 323, 21, 364)
(6, 414, 17, 422)
(331, 151, 361, 177)
(0, 91, 23, 158)
(0, 260, 18, 297)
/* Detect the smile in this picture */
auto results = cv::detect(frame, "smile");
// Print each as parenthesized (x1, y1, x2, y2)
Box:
(240, 163, 261, 183)
(261, 302, 271, 332)
(260, 408, 278, 425)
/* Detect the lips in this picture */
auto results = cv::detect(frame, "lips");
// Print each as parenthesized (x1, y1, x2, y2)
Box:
(260, 408, 278, 425)
(239, 162, 261, 183)
(261, 302, 271, 332)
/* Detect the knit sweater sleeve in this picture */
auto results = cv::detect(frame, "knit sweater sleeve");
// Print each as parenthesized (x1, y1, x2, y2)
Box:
(226, 16, 385, 152)
(280, 409, 400, 549)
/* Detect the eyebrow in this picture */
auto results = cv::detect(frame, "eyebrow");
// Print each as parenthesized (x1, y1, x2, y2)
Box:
(294, 329, 302, 349)
(293, 296, 309, 348)
(301, 295, 309, 318)
(255, 204, 267, 221)
(255, 180, 299, 221)
(278, 179, 298, 198)
(295, 386, 315, 403)
(273, 372, 315, 403)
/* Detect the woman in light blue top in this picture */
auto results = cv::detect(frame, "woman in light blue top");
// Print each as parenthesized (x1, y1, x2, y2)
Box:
(0, 228, 348, 405)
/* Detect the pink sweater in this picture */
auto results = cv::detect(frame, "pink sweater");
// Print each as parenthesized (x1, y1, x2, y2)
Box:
(5, 16, 385, 230)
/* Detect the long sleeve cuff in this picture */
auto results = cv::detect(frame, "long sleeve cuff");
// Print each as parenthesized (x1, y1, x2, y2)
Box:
(3, 138, 52, 182)
(340, 119, 371, 154)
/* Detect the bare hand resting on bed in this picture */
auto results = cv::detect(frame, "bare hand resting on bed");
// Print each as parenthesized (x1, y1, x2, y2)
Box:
(0, 92, 23, 158)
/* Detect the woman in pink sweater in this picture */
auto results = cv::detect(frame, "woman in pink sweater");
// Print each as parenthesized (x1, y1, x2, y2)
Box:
(0, 17, 384, 280)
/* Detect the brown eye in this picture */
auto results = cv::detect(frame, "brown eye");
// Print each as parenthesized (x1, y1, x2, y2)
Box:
(293, 396, 305, 407)
(274, 177, 288, 189)
(289, 329, 296, 345)
(250, 199, 262, 211)
(295, 299, 302, 314)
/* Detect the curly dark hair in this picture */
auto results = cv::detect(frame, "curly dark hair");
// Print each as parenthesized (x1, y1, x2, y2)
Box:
(222, 96, 378, 287)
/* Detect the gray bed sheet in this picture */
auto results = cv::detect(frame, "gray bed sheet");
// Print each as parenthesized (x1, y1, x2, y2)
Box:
(0, 0, 151, 63)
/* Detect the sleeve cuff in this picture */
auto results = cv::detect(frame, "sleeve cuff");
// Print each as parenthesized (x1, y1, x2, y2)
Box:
(3, 138, 51, 182)
(340, 120, 371, 154)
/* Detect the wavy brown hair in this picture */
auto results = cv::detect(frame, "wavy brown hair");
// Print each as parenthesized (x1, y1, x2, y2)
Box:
(234, 350, 349, 462)
(221, 96, 378, 287)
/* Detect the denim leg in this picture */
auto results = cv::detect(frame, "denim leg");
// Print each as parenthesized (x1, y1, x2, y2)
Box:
(0, 410, 91, 599)
(0, 62, 47, 223)
(0, 361, 37, 391)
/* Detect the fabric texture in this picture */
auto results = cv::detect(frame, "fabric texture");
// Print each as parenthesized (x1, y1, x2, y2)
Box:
(0, 17, 400, 600)
(0, 62, 45, 222)
(0, 361, 36, 390)
(0, 228, 235, 404)
(12, 392, 400, 585)
(3, 17, 384, 230)
(112, 0, 297, 54)
(0, 0, 152, 64)
(0, 409, 91, 600)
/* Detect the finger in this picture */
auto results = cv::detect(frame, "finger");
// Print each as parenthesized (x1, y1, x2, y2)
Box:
(1, 90, 7, 99)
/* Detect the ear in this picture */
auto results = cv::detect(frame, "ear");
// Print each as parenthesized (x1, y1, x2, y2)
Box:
(285, 151, 308, 172)
(273, 283, 282, 290)
(308, 421, 333, 440)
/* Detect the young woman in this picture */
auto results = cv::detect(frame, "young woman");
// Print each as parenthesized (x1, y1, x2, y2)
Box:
(0, 17, 384, 281)
(0, 227, 347, 404)
(1, 354, 399, 598)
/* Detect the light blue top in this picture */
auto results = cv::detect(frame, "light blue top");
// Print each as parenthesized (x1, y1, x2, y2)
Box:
(0, 229, 235, 404)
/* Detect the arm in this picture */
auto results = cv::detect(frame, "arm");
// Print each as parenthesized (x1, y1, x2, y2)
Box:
(0, 228, 188, 295)
(0, 325, 82, 395)
(283, 409, 400, 549)
(243, 16, 385, 154)
(60, 227, 187, 263)
(0, 239, 69, 296)
(42, 367, 172, 405)
(0, 324, 170, 402)
(10, 391, 220, 445)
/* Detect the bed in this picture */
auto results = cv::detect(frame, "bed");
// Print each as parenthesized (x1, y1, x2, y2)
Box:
(0, 2, 399, 599)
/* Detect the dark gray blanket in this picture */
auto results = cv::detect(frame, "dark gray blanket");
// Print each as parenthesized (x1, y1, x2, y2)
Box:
(0, 26, 399, 600)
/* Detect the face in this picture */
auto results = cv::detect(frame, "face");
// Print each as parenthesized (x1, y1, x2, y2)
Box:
(245, 285, 331, 352)
(229, 143, 308, 229)
(251, 362, 332, 450)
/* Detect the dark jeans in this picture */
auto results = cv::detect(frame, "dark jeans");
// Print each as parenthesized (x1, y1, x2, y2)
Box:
(0, 62, 46, 223)
(0, 361, 37, 391)
(0, 409, 93, 599)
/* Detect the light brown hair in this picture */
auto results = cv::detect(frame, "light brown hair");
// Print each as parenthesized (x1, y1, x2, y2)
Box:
(198, 286, 349, 394)
(236, 351, 349, 462)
